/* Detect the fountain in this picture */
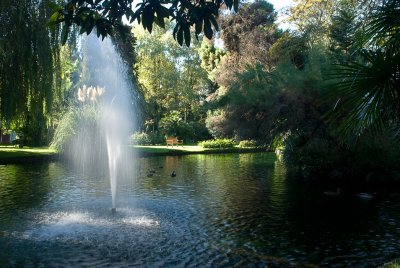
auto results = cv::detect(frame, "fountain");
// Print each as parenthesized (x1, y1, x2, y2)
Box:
(68, 34, 136, 212)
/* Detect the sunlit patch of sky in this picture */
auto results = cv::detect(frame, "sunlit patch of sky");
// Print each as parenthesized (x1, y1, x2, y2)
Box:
(214, 0, 296, 48)
(269, 0, 295, 11)
(269, 0, 295, 30)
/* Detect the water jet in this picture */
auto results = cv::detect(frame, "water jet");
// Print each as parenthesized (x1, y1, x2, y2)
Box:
(67, 34, 136, 209)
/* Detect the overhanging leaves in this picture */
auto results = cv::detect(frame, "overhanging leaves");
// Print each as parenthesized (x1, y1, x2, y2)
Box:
(49, 0, 239, 45)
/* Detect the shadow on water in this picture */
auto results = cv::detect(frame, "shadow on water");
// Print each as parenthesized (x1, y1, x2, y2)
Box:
(0, 163, 55, 225)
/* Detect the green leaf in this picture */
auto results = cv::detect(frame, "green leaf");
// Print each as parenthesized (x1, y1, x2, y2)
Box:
(224, 0, 233, 9)
(195, 20, 202, 35)
(61, 25, 69, 45)
(177, 27, 184, 46)
(209, 15, 219, 31)
(204, 18, 213, 39)
(156, 5, 170, 18)
(49, 12, 61, 23)
(143, 5, 154, 32)
(173, 23, 179, 37)
(154, 16, 165, 28)
(48, 12, 63, 30)
(183, 26, 191, 47)
(79, 25, 86, 34)
(233, 0, 239, 12)
(48, 2, 63, 12)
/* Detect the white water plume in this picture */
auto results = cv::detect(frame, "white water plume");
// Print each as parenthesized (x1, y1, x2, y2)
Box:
(67, 34, 137, 209)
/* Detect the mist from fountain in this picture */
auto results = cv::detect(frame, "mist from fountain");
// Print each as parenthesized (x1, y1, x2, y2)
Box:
(67, 34, 136, 210)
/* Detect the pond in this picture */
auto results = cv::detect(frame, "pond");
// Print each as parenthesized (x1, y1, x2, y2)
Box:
(0, 153, 399, 267)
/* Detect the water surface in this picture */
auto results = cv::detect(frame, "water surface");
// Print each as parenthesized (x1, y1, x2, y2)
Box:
(0, 153, 399, 267)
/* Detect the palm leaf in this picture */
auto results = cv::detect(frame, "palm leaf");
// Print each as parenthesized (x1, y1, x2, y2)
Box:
(328, 49, 400, 136)
(364, 0, 400, 49)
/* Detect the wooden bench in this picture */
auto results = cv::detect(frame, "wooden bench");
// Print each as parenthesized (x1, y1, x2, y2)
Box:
(166, 137, 183, 147)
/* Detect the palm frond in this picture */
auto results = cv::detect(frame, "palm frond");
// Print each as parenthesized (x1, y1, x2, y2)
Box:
(328, 49, 400, 136)
(365, 0, 400, 49)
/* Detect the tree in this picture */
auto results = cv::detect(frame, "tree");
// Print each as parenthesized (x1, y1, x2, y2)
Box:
(133, 23, 211, 141)
(198, 40, 224, 81)
(49, 0, 241, 46)
(329, 1, 358, 55)
(329, 0, 400, 136)
(288, 0, 336, 46)
(0, 0, 71, 145)
(204, 1, 282, 141)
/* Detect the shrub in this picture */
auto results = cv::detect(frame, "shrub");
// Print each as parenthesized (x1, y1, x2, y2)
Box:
(205, 109, 234, 139)
(238, 139, 258, 148)
(50, 105, 100, 152)
(131, 132, 164, 145)
(198, 139, 236, 148)
(188, 121, 213, 143)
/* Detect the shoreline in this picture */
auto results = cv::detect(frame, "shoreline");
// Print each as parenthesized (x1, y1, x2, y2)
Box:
(0, 146, 271, 164)
(133, 146, 270, 157)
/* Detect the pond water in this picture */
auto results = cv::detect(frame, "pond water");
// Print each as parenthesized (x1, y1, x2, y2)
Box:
(0, 153, 399, 267)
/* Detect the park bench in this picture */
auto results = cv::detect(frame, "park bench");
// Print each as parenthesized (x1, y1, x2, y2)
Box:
(166, 137, 183, 147)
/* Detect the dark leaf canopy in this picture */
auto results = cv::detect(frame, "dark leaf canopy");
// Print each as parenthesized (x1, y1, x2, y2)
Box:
(49, 0, 240, 46)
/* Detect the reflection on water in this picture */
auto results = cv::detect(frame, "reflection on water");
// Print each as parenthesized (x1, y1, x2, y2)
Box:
(0, 153, 400, 267)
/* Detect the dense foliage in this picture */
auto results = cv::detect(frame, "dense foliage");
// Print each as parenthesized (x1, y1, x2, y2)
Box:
(238, 140, 258, 148)
(201, 0, 400, 184)
(131, 132, 164, 145)
(0, 0, 76, 145)
(1, 0, 139, 146)
(198, 138, 236, 148)
(133, 24, 212, 142)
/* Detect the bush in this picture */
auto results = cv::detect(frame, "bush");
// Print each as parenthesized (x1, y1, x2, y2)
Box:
(205, 109, 234, 139)
(50, 105, 100, 152)
(238, 139, 258, 148)
(131, 132, 164, 145)
(198, 139, 237, 148)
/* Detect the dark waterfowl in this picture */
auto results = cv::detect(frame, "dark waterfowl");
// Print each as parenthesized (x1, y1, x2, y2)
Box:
(171, 171, 176, 177)
(356, 193, 374, 200)
(324, 188, 341, 196)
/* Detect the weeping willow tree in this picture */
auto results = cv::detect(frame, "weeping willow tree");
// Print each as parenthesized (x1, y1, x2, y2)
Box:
(0, 0, 72, 145)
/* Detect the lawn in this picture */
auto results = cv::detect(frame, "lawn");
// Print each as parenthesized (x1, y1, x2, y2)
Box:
(132, 145, 205, 153)
(0, 146, 57, 159)
(0, 145, 267, 163)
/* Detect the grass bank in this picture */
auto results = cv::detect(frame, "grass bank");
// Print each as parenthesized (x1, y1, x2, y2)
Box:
(0, 146, 58, 164)
(132, 145, 269, 156)
(0, 145, 269, 164)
